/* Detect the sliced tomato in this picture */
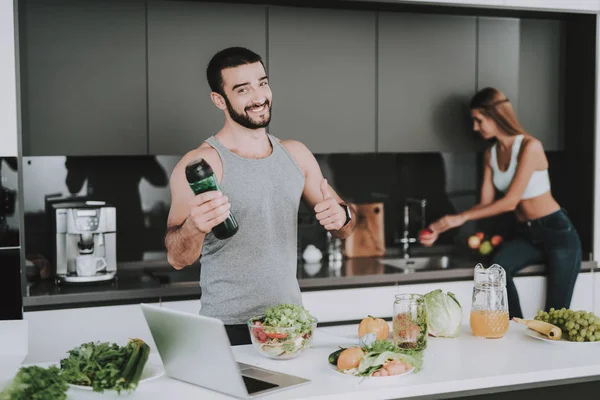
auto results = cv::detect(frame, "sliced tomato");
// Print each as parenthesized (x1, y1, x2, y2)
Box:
(257, 332, 267, 343)
(252, 321, 264, 336)
(265, 331, 288, 339)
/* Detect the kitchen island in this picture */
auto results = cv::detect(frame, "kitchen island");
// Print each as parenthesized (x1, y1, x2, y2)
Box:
(22, 323, 600, 399)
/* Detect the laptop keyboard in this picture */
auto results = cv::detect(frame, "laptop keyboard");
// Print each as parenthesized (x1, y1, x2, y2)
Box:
(242, 375, 279, 394)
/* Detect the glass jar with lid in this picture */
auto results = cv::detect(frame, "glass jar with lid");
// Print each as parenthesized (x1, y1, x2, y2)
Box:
(392, 293, 428, 350)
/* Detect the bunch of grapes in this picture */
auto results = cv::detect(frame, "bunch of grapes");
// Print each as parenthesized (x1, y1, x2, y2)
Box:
(535, 308, 600, 342)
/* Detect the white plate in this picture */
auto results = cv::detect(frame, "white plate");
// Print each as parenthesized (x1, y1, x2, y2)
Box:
(67, 358, 165, 391)
(326, 362, 414, 379)
(525, 328, 600, 344)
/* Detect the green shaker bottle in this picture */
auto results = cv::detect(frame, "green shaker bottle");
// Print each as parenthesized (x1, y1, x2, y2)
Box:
(185, 158, 239, 239)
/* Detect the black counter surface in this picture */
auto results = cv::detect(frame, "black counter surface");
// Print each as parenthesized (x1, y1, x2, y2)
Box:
(23, 246, 596, 311)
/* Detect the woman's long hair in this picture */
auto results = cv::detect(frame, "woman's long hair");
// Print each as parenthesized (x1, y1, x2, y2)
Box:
(470, 87, 528, 136)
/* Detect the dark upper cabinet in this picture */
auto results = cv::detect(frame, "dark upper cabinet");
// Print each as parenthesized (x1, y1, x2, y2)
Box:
(477, 17, 520, 111)
(267, 6, 376, 153)
(518, 19, 564, 151)
(377, 13, 477, 153)
(20, 0, 147, 156)
(147, 1, 267, 155)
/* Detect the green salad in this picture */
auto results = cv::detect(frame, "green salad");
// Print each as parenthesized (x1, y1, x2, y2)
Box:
(59, 339, 150, 393)
(359, 340, 423, 375)
(261, 304, 315, 334)
(0, 366, 68, 400)
(328, 339, 424, 378)
(249, 304, 317, 358)
(0, 339, 150, 399)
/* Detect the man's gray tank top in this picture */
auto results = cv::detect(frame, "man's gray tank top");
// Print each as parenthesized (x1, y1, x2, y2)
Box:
(198, 134, 305, 324)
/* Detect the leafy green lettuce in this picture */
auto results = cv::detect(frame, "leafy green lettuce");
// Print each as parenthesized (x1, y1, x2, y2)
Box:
(0, 366, 68, 400)
(423, 289, 463, 338)
(59, 341, 131, 393)
(357, 339, 424, 376)
(260, 304, 315, 336)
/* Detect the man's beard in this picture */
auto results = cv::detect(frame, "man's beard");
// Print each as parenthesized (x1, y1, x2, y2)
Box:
(224, 96, 272, 129)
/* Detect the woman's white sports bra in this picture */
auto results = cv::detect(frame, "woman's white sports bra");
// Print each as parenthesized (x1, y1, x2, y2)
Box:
(490, 134, 551, 200)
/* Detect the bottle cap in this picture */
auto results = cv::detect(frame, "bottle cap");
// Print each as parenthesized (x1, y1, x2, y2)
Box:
(185, 158, 214, 184)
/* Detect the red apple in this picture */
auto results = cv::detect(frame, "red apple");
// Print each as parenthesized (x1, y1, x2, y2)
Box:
(475, 232, 485, 240)
(419, 228, 434, 238)
(467, 235, 481, 249)
(491, 235, 503, 247)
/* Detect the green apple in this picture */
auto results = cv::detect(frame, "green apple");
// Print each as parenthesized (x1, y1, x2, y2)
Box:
(479, 241, 493, 255)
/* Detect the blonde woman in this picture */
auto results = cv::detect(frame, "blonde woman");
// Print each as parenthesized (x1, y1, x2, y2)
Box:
(420, 87, 582, 319)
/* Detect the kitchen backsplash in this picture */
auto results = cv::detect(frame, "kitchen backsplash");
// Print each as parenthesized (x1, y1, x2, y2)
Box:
(1, 157, 23, 320)
(21, 149, 573, 281)
(1, 157, 20, 248)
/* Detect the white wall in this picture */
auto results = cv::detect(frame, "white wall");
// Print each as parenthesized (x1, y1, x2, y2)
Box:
(23, 273, 594, 363)
(0, 0, 18, 157)
(371, 0, 600, 13)
(595, 272, 599, 314)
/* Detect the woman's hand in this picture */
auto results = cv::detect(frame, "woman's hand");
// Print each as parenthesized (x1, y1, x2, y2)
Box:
(419, 229, 438, 247)
(430, 214, 467, 234)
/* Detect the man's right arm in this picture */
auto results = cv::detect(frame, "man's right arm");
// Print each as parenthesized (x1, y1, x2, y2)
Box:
(165, 150, 230, 270)
(165, 217, 206, 270)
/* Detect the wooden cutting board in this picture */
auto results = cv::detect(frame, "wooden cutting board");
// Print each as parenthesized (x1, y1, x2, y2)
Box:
(343, 202, 385, 258)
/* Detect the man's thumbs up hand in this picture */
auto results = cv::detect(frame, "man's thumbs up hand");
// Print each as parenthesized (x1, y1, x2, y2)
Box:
(314, 179, 345, 232)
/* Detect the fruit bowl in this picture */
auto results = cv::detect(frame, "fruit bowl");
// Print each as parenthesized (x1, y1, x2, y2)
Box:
(247, 317, 317, 360)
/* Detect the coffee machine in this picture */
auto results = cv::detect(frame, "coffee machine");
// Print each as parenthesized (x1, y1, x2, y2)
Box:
(51, 201, 117, 283)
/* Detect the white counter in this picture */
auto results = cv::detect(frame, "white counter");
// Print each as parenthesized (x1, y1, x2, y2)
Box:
(18, 322, 600, 400)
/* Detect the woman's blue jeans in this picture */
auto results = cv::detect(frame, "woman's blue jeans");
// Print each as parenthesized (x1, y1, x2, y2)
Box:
(490, 209, 582, 319)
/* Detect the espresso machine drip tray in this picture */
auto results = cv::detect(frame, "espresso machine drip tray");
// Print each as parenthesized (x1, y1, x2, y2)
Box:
(58, 271, 116, 284)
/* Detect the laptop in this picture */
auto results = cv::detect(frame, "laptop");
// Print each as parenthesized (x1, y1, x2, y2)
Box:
(140, 303, 310, 398)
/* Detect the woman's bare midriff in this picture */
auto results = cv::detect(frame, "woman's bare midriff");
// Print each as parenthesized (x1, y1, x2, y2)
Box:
(514, 191, 561, 222)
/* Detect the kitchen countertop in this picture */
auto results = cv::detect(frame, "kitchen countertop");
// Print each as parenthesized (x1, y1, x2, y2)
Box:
(22, 246, 597, 311)
(18, 323, 600, 399)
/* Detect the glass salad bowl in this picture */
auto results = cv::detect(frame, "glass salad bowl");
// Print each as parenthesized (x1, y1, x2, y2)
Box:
(247, 315, 318, 360)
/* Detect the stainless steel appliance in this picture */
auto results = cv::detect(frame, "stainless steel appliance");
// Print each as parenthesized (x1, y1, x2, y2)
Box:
(52, 201, 117, 284)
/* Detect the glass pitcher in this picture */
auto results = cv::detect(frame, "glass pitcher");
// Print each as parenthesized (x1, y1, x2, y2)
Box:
(470, 263, 509, 339)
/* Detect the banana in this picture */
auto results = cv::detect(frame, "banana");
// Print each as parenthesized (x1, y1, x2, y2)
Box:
(512, 317, 562, 340)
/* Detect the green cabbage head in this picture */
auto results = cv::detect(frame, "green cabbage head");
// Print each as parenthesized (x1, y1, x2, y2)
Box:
(423, 289, 463, 337)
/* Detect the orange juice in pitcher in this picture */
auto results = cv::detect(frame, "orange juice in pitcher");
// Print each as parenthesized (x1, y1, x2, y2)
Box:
(470, 264, 509, 339)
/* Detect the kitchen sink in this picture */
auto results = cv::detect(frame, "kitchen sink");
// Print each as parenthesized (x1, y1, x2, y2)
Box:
(381, 255, 451, 271)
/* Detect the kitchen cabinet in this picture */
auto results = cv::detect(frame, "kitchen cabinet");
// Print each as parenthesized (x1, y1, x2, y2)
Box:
(302, 272, 594, 323)
(518, 19, 564, 151)
(267, 7, 376, 153)
(378, 13, 477, 152)
(147, 1, 267, 155)
(20, 0, 147, 156)
(477, 17, 520, 111)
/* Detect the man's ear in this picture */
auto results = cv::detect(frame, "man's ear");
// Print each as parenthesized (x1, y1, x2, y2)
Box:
(210, 92, 227, 110)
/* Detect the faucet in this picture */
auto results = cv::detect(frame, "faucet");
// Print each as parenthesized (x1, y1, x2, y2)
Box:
(397, 198, 427, 259)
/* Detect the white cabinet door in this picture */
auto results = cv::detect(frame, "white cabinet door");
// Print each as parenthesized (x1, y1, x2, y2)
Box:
(0, 0, 18, 157)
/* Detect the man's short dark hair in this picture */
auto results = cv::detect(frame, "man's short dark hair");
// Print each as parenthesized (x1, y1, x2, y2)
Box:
(206, 47, 264, 96)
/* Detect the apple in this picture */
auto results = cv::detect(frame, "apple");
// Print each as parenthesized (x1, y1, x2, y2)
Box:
(479, 241, 493, 255)
(475, 232, 485, 240)
(491, 235, 503, 247)
(467, 235, 481, 249)
(419, 228, 434, 238)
